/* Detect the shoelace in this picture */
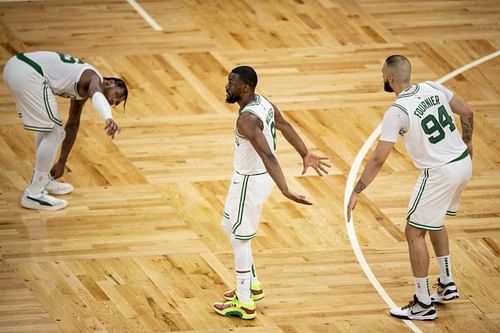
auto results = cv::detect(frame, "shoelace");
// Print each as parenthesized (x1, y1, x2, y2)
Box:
(401, 299, 416, 310)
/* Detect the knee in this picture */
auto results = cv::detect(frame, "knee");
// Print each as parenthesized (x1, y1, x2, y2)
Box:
(54, 125, 65, 145)
(405, 224, 426, 243)
(230, 236, 249, 250)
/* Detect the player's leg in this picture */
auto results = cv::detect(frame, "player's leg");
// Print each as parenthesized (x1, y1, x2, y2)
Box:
(430, 156, 471, 303)
(391, 169, 438, 321)
(3, 59, 67, 210)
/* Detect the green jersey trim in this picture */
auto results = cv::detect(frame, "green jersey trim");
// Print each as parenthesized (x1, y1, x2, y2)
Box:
(446, 149, 469, 164)
(16, 53, 44, 77)
(391, 103, 408, 115)
(397, 84, 420, 99)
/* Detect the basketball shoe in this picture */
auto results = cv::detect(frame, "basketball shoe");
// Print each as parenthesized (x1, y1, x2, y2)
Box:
(214, 296, 256, 320)
(431, 278, 459, 303)
(21, 189, 67, 211)
(223, 281, 265, 301)
(390, 294, 436, 321)
(45, 176, 73, 195)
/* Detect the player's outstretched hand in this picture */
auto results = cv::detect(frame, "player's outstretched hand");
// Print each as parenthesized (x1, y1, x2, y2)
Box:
(105, 118, 119, 138)
(302, 152, 331, 176)
(283, 190, 313, 205)
(347, 191, 359, 222)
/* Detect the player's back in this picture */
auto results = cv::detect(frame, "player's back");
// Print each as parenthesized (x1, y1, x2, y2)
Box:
(395, 82, 467, 169)
(23, 51, 101, 99)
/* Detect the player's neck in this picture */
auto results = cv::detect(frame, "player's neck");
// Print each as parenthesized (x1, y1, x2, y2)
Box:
(238, 93, 256, 110)
(393, 83, 411, 96)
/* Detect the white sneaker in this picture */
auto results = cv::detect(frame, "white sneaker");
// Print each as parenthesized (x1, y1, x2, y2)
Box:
(20, 190, 67, 211)
(45, 176, 73, 195)
(390, 295, 437, 321)
(431, 278, 459, 303)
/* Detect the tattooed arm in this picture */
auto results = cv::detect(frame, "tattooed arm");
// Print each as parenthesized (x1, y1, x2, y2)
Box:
(449, 95, 474, 157)
(347, 140, 394, 221)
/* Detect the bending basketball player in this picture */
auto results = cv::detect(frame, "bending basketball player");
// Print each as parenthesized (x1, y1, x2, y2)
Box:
(3, 51, 128, 210)
(348, 55, 473, 320)
(213, 65, 330, 319)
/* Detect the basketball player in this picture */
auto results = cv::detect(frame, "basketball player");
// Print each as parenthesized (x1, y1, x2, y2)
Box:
(213, 66, 330, 319)
(3, 51, 128, 210)
(347, 55, 473, 320)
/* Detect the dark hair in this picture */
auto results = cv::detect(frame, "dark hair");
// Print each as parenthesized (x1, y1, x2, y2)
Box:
(104, 77, 128, 111)
(385, 55, 411, 68)
(231, 66, 258, 88)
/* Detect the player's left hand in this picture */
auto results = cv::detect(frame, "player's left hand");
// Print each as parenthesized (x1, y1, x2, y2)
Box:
(302, 152, 331, 176)
(105, 118, 120, 138)
(347, 191, 359, 222)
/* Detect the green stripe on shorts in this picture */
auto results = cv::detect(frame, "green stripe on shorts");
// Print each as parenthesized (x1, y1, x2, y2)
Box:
(407, 168, 429, 218)
(232, 175, 249, 234)
(408, 220, 443, 231)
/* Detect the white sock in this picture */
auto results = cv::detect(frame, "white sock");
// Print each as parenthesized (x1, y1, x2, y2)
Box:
(231, 237, 252, 302)
(236, 271, 252, 302)
(415, 276, 431, 305)
(437, 255, 453, 284)
(248, 242, 259, 285)
(27, 170, 49, 194)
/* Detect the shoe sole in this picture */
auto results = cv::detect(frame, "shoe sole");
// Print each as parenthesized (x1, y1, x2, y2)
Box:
(390, 312, 437, 321)
(432, 294, 459, 304)
(47, 189, 73, 195)
(21, 198, 68, 211)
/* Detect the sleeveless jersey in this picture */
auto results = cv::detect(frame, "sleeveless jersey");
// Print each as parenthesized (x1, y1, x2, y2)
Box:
(22, 51, 102, 100)
(391, 82, 467, 169)
(233, 94, 276, 175)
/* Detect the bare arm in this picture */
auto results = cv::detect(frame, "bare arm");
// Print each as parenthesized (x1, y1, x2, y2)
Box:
(272, 103, 330, 175)
(347, 140, 395, 221)
(449, 95, 473, 157)
(237, 112, 312, 205)
(51, 98, 86, 178)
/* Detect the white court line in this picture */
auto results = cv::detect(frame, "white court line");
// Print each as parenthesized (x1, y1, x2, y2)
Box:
(344, 49, 500, 333)
(127, 0, 162, 31)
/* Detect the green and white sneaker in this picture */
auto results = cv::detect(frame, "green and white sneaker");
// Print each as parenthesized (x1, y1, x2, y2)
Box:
(213, 296, 256, 320)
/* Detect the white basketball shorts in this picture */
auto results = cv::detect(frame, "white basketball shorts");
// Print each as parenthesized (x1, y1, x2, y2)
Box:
(221, 171, 274, 240)
(407, 152, 472, 231)
(3, 54, 62, 132)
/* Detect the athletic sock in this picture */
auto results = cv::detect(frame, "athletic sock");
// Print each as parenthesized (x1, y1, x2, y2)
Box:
(415, 276, 431, 305)
(27, 170, 49, 194)
(236, 271, 252, 302)
(437, 255, 453, 284)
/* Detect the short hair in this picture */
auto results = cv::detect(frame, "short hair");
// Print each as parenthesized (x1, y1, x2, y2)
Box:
(231, 66, 258, 88)
(385, 55, 411, 83)
(104, 77, 129, 110)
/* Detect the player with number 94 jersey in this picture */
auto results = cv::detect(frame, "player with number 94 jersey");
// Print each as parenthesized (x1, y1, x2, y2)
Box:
(381, 81, 467, 169)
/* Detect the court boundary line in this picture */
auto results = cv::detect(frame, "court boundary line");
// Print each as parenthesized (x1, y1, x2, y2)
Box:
(344, 49, 500, 333)
(127, 0, 162, 31)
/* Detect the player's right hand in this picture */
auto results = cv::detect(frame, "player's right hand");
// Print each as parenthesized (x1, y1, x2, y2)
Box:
(283, 190, 313, 205)
(50, 161, 65, 179)
(105, 118, 119, 138)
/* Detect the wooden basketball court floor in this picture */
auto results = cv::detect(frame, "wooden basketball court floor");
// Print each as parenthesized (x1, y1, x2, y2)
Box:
(0, 1, 499, 332)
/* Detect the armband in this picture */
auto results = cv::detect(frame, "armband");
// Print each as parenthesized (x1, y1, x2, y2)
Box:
(91, 92, 112, 120)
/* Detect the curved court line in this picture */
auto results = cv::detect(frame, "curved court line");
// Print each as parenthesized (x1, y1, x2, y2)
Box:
(344, 49, 500, 333)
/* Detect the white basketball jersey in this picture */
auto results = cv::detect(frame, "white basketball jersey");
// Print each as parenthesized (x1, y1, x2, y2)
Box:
(23, 51, 102, 100)
(234, 94, 276, 175)
(393, 82, 467, 169)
